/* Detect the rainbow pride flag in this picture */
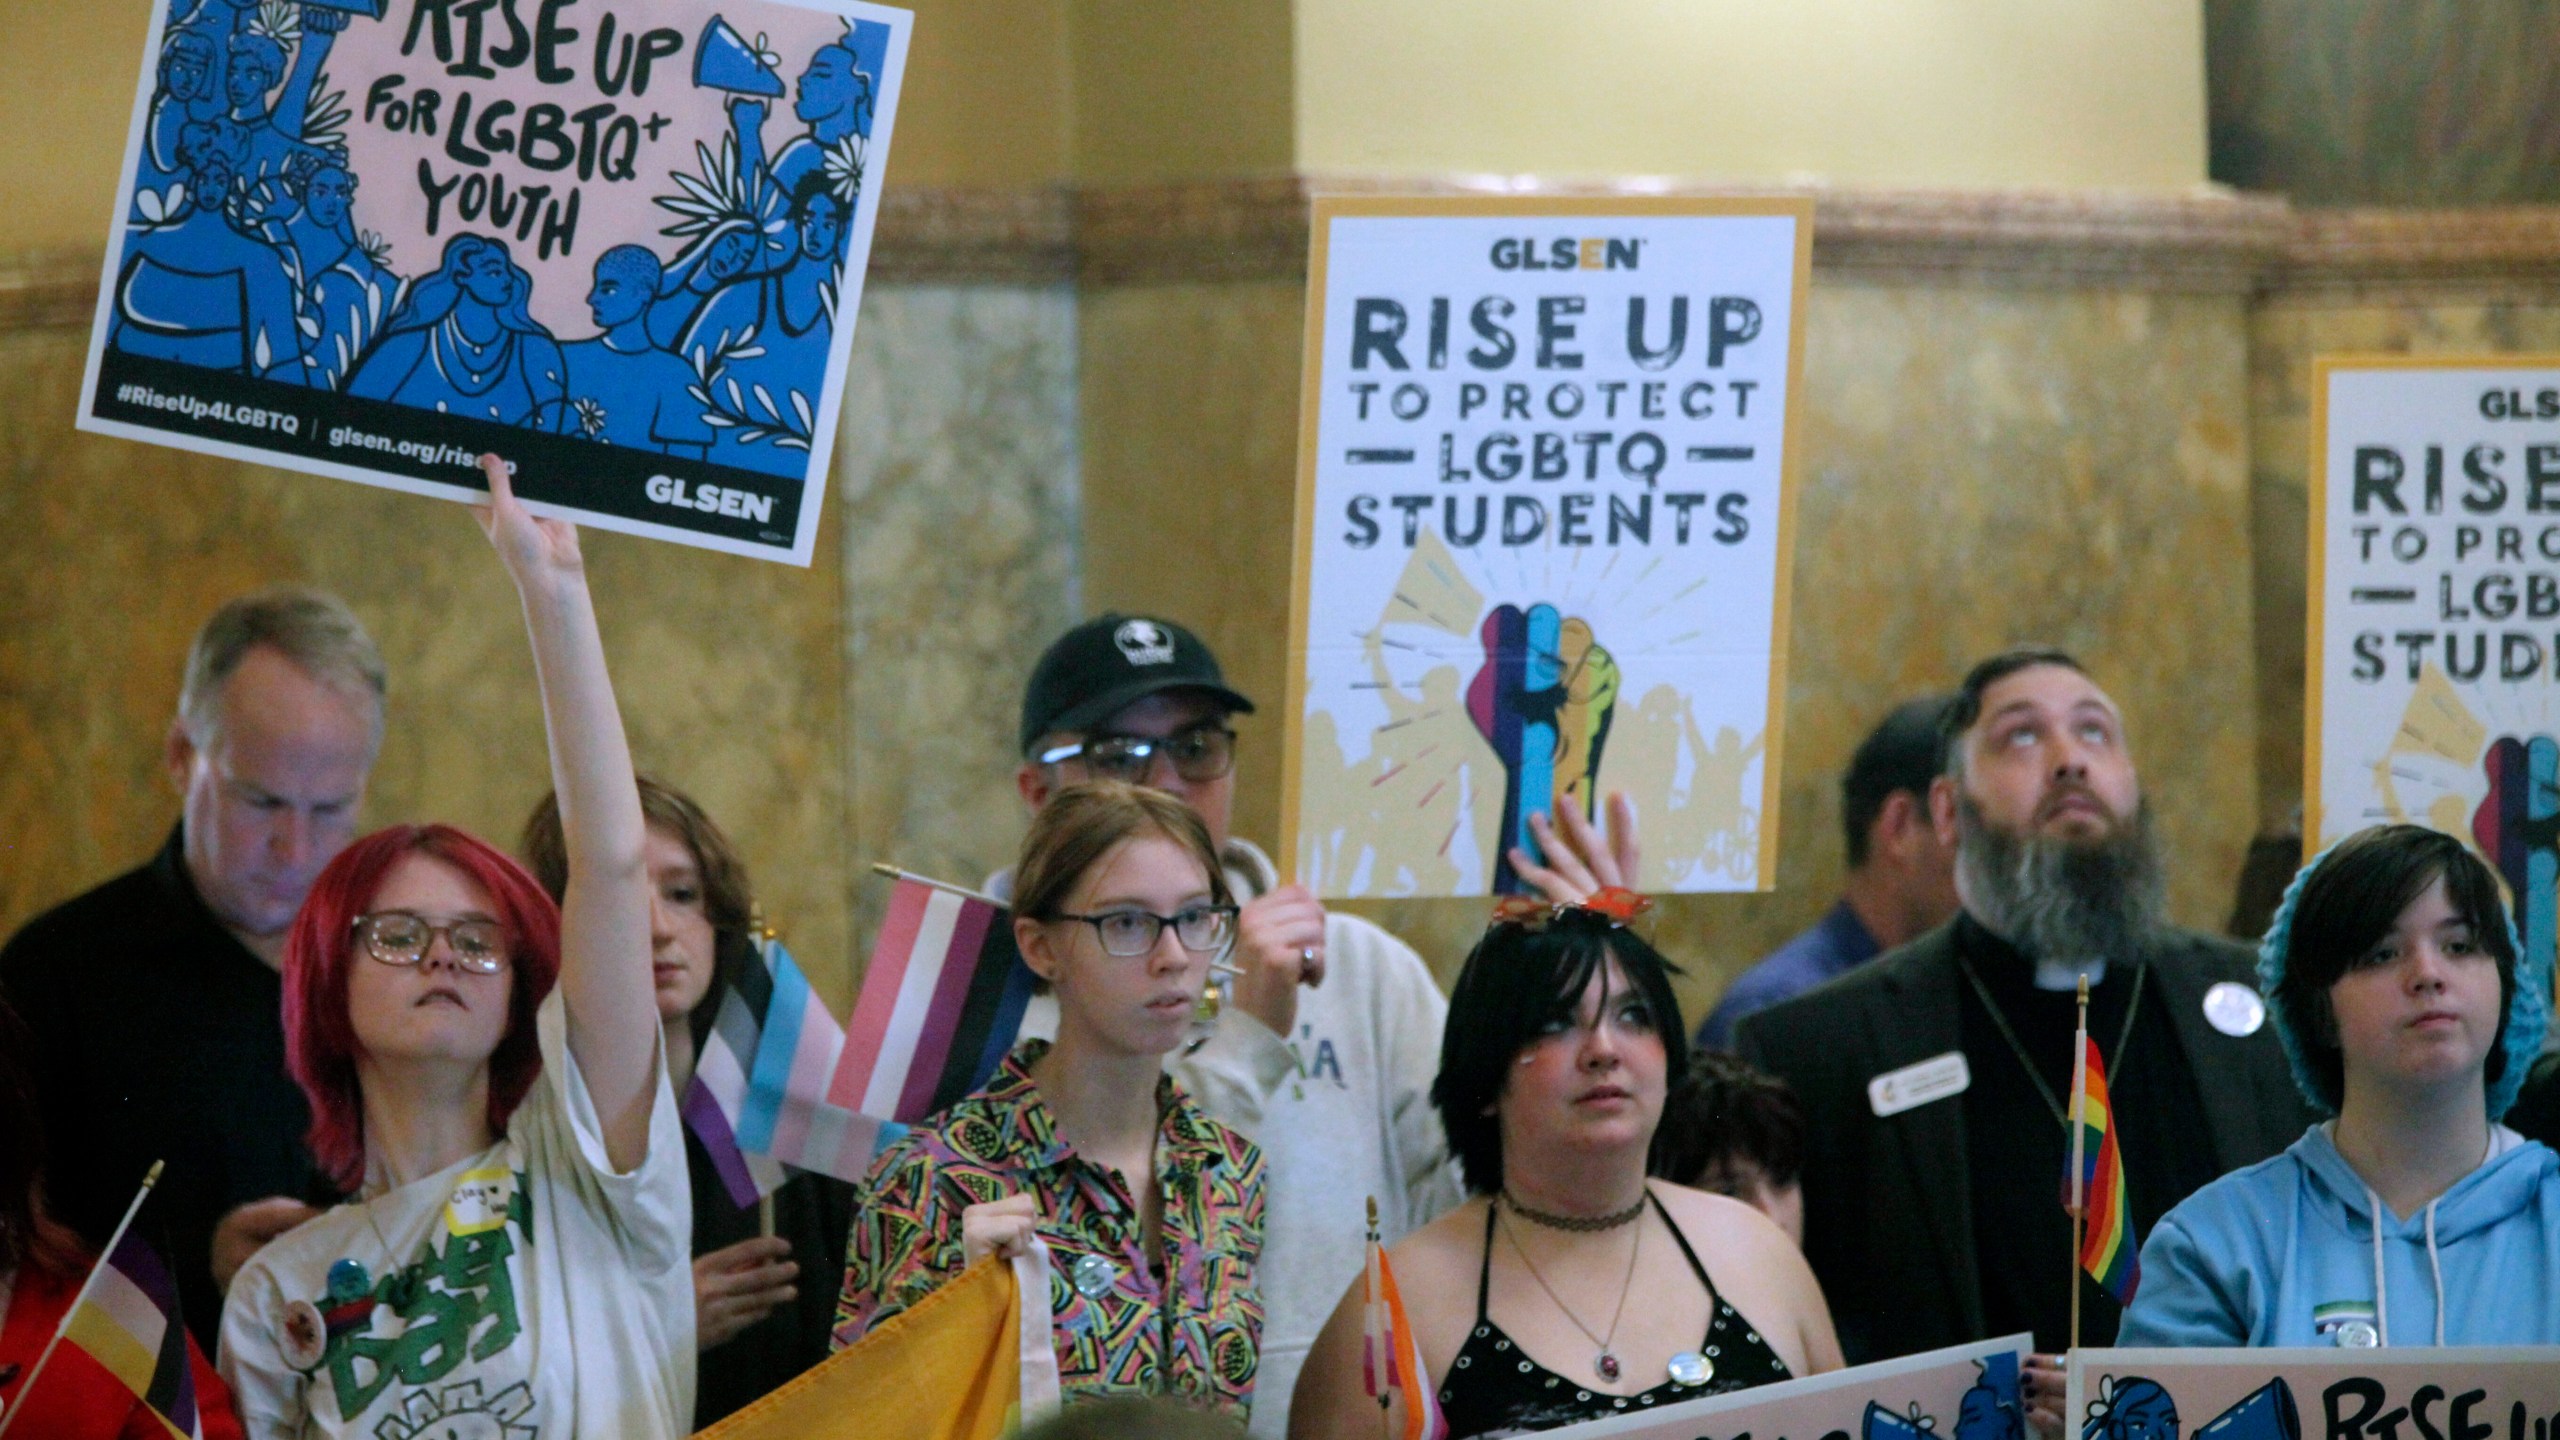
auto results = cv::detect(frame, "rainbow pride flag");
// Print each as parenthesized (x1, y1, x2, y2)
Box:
(2063, 1035, 2139, 1304)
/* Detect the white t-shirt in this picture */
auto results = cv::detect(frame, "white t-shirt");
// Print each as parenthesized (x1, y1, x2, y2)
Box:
(219, 993, 694, 1440)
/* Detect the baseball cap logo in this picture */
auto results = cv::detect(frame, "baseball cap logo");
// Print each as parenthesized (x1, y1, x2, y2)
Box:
(1115, 619, 1177, 666)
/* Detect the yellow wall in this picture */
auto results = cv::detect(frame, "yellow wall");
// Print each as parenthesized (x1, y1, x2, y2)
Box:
(1067, 0, 1294, 183)
(889, 0, 1073, 187)
(1292, 0, 2209, 189)
(1, 0, 155, 252)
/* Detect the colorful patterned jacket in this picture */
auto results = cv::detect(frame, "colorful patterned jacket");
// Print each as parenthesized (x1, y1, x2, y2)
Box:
(831, 1040, 1267, 1418)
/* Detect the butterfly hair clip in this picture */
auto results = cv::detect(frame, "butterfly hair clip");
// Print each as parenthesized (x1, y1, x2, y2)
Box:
(1488, 886, 1654, 931)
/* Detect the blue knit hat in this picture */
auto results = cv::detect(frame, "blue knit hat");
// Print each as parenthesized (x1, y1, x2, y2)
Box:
(2257, 832, 2552, 1121)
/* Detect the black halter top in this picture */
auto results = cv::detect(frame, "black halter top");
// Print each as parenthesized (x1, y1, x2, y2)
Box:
(1436, 1192, 1792, 1439)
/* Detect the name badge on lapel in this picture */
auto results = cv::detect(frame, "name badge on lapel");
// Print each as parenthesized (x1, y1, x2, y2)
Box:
(1868, 1052, 1971, 1118)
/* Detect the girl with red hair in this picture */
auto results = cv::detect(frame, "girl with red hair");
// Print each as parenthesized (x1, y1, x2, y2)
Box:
(217, 458, 691, 1440)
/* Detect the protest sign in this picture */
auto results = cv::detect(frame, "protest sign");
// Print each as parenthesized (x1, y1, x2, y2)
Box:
(1507, 1334, 2028, 1440)
(2065, 1348, 2560, 1440)
(2305, 357, 2560, 982)
(1280, 195, 1811, 898)
(76, 0, 910, 565)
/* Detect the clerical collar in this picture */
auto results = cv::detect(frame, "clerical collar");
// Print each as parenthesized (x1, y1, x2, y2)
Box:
(1956, 910, 2108, 992)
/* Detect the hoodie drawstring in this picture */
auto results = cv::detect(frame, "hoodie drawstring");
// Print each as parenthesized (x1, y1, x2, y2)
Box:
(2424, 1200, 2446, 1346)
(2362, 1182, 2454, 1346)
(2366, 1184, 2390, 1344)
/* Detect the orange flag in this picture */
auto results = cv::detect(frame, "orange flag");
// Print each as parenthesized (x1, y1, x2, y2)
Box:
(693, 1247, 1059, 1440)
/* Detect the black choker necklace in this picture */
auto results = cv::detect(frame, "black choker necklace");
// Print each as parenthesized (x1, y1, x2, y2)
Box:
(1502, 1191, 1646, 1232)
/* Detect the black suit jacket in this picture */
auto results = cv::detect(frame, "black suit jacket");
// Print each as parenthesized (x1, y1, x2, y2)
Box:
(1733, 918, 2311, 1363)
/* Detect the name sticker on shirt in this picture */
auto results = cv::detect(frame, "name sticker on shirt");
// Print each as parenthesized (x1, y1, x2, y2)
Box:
(444, 1167, 517, 1238)
(1868, 1052, 1971, 1118)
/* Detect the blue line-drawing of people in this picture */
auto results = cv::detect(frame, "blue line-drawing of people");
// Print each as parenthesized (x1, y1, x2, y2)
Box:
(137, 0, 358, 219)
(644, 213, 775, 353)
(551, 246, 714, 459)
(711, 16, 881, 264)
(1859, 1353, 2022, 1440)
(344, 235, 566, 427)
(265, 155, 404, 389)
(227, 6, 346, 185)
(674, 171, 846, 474)
(110, 117, 312, 383)
(2078, 1378, 2186, 1440)
(139, 25, 224, 204)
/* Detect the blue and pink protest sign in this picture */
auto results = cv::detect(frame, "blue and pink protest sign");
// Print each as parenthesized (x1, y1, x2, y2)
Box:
(78, 0, 910, 564)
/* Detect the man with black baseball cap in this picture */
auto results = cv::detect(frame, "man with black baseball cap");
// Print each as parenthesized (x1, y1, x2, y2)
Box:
(997, 613, 1461, 1439)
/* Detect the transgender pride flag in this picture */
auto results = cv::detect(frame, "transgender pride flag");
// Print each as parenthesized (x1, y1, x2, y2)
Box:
(731, 935, 905, 1186)
(828, 876, 1036, 1125)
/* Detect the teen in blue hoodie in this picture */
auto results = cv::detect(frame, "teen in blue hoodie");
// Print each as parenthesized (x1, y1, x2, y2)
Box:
(2117, 823, 2558, 1348)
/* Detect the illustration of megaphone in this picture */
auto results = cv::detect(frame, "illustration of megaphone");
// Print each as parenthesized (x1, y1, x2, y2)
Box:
(2194, 1381, 2299, 1440)
(695, 15, 785, 97)
(1866, 1401, 1934, 1440)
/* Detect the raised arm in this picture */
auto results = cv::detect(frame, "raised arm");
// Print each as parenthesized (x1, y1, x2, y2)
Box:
(475, 452, 657, 1169)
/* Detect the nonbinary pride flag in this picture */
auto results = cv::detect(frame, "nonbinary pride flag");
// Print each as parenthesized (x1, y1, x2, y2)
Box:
(733, 935, 904, 1185)
(61, 1232, 201, 1439)
(827, 877, 1035, 1124)
(1363, 1231, 1446, 1440)
(681, 932, 789, 1210)
(2063, 1035, 2140, 1305)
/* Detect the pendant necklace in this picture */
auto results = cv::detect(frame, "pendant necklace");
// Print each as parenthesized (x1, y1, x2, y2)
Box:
(1500, 1195, 1643, 1382)
(1953, 952, 2147, 1126)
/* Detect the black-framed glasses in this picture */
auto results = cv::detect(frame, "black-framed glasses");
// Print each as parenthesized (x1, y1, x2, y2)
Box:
(1047, 904, 1238, 958)
(351, 912, 508, 974)
(1036, 725, 1236, 785)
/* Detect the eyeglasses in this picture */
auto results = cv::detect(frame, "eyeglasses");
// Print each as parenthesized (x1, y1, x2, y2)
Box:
(351, 912, 508, 974)
(1036, 725, 1236, 785)
(1047, 904, 1238, 958)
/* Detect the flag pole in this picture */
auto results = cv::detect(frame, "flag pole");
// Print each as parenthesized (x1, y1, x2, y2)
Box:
(2067, 975, 2091, 1356)
(868, 862, 1007, 908)
(1368, 1196, 1392, 1440)
(0, 1161, 165, 1439)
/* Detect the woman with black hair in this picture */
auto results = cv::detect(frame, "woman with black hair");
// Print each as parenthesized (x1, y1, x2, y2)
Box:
(1289, 812, 1839, 1438)
(2119, 823, 2560, 1346)
(520, 777, 855, 1427)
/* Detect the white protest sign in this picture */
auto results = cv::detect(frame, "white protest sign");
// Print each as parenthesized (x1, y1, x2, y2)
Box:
(2066, 1348, 2560, 1440)
(1281, 195, 1811, 898)
(1525, 1335, 2028, 1440)
(2306, 357, 2560, 985)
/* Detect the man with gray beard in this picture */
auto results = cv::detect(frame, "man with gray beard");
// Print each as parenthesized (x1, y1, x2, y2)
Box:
(1736, 648, 2308, 1377)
